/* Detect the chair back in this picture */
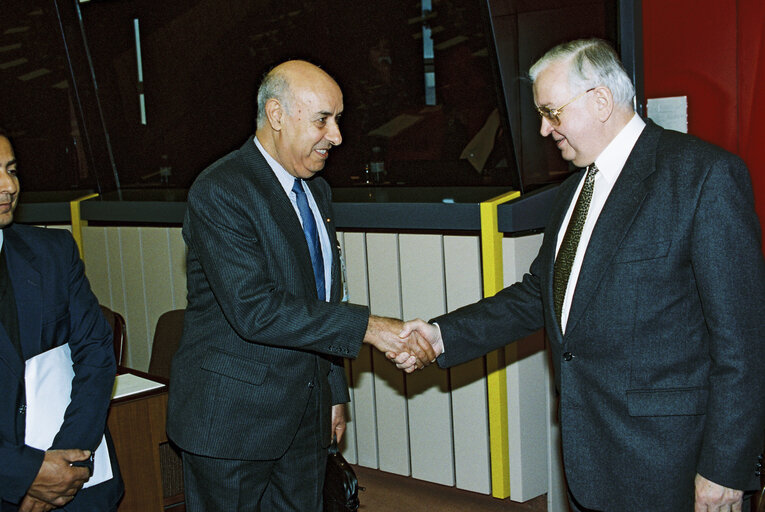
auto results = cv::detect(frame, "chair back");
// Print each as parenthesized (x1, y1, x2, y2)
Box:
(100, 305, 127, 367)
(148, 309, 185, 380)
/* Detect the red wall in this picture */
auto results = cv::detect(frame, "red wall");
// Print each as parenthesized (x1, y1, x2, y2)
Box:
(643, 0, 765, 252)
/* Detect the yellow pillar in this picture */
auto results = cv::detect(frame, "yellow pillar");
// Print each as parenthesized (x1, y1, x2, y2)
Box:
(479, 190, 520, 499)
(69, 193, 99, 260)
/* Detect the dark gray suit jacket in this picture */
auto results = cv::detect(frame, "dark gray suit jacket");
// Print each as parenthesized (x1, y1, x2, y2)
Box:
(434, 120, 765, 510)
(167, 138, 369, 461)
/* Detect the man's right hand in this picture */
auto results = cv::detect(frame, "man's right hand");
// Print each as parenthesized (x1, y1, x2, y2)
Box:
(25, 449, 91, 509)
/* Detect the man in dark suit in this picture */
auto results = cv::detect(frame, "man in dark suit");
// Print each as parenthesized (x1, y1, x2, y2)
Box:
(0, 131, 123, 511)
(166, 60, 432, 511)
(399, 39, 765, 511)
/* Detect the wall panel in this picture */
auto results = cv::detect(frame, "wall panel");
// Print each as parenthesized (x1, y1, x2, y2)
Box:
(365, 233, 410, 476)
(444, 235, 491, 494)
(400, 234, 453, 486)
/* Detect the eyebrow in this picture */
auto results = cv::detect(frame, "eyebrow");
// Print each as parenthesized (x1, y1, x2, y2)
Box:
(3, 158, 16, 167)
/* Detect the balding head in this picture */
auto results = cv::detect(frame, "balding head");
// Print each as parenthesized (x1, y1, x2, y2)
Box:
(255, 60, 344, 179)
(256, 61, 339, 130)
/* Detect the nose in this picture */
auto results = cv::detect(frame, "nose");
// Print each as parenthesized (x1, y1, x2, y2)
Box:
(326, 119, 342, 147)
(539, 116, 555, 137)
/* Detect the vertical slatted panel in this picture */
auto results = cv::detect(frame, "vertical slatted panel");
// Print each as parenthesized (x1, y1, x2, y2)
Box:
(340, 231, 377, 467)
(82, 226, 111, 307)
(502, 234, 548, 501)
(140, 228, 176, 358)
(365, 233, 409, 475)
(120, 227, 151, 371)
(399, 234, 454, 485)
(335, 232, 357, 465)
(168, 227, 188, 309)
(444, 235, 492, 494)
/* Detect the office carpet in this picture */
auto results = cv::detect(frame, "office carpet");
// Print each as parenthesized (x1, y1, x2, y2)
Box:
(353, 465, 548, 512)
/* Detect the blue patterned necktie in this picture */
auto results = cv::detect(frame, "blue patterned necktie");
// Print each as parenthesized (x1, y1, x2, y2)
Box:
(292, 179, 326, 300)
(553, 164, 598, 330)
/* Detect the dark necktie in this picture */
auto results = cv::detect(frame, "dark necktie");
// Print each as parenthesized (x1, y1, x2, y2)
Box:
(0, 246, 22, 357)
(292, 179, 326, 301)
(553, 164, 599, 329)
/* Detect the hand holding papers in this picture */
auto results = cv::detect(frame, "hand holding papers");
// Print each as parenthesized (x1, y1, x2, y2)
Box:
(24, 344, 113, 490)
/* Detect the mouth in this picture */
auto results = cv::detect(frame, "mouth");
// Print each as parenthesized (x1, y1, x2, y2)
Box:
(314, 148, 329, 159)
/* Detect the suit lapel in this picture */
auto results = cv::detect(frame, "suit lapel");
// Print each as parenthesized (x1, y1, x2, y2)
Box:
(1, 226, 42, 378)
(240, 140, 319, 296)
(565, 121, 663, 337)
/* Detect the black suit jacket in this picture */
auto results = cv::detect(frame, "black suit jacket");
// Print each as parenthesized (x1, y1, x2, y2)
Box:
(167, 138, 369, 461)
(0, 224, 123, 511)
(434, 120, 765, 510)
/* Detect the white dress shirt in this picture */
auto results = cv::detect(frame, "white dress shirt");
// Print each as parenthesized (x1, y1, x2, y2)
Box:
(555, 113, 646, 333)
(254, 136, 332, 301)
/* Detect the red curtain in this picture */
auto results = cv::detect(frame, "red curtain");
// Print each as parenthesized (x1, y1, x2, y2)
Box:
(643, 0, 765, 252)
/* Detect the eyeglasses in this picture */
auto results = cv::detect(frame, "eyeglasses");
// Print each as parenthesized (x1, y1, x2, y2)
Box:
(535, 88, 595, 126)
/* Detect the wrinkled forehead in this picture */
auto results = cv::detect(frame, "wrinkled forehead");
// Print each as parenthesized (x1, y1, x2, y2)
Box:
(292, 80, 344, 115)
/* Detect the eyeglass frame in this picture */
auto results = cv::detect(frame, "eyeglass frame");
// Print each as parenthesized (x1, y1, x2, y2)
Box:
(535, 87, 596, 126)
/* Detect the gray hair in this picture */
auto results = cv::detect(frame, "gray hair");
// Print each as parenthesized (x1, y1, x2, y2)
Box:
(256, 70, 291, 129)
(529, 38, 635, 109)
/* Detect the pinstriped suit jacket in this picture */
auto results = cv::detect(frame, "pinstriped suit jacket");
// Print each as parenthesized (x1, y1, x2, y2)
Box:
(433, 120, 765, 510)
(166, 138, 369, 461)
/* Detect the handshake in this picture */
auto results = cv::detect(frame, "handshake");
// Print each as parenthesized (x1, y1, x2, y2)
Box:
(363, 315, 445, 373)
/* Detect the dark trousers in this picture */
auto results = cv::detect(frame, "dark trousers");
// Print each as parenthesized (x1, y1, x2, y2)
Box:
(182, 388, 327, 512)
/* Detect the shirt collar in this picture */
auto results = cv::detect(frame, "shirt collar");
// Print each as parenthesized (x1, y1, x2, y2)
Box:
(253, 135, 300, 197)
(593, 113, 646, 187)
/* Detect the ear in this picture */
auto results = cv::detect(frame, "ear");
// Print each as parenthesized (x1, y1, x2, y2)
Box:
(593, 86, 614, 123)
(265, 98, 284, 131)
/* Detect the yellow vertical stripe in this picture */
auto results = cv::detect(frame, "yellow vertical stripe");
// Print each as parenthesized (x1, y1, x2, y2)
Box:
(69, 193, 99, 260)
(479, 190, 520, 499)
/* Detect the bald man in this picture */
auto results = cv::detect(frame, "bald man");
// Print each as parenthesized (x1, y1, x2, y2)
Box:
(166, 61, 434, 511)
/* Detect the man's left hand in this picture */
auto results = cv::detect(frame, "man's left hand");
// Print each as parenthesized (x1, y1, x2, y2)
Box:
(694, 473, 743, 512)
(331, 404, 347, 444)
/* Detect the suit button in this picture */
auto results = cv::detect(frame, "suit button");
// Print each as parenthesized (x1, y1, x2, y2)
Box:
(756, 470, 761, 477)
(563, 352, 573, 361)
(18, 405, 26, 415)
(308, 381, 315, 389)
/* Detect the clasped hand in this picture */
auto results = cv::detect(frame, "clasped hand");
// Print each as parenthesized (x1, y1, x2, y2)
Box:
(20, 449, 91, 512)
(365, 316, 444, 373)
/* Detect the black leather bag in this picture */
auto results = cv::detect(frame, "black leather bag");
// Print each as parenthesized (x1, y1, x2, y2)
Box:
(323, 438, 361, 511)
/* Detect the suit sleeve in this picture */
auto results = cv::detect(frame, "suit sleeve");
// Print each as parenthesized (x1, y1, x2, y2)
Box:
(690, 155, 765, 489)
(433, 249, 546, 368)
(185, 168, 369, 359)
(51, 232, 116, 452)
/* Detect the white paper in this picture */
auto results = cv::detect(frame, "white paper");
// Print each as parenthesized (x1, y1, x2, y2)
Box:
(111, 372, 165, 400)
(25, 344, 113, 488)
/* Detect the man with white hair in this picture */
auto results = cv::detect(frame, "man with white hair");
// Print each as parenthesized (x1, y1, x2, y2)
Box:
(400, 39, 765, 511)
